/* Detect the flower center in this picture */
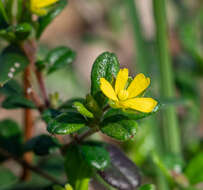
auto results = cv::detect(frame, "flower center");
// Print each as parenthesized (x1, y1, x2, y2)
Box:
(118, 90, 129, 101)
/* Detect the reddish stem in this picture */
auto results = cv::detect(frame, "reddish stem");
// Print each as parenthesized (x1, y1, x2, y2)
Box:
(21, 40, 36, 180)
(35, 71, 50, 107)
(22, 66, 33, 180)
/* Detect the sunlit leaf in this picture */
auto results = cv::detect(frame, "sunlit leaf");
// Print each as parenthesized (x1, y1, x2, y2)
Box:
(79, 141, 110, 170)
(47, 112, 86, 135)
(91, 52, 120, 105)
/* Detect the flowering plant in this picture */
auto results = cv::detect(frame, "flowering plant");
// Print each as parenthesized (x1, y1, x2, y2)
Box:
(0, 1, 160, 189)
(0, 0, 202, 190)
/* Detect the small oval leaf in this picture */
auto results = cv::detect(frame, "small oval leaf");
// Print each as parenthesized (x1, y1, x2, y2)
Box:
(47, 112, 86, 135)
(24, 135, 61, 156)
(64, 145, 92, 188)
(0, 80, 23, 96)
(101, 118, 138, 141)
(79, 141, 110, 170)
(0, 119, 22, 159)
(74, 102, 94, 118)
(91, 52, 120, 105)
(0, 46, 28, 86)
(46, 46, 76, 74)
(2, 96, 36, 109)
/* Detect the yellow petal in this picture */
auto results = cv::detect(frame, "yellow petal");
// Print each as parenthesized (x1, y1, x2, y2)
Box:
(33, 0, 59, 8)
(115, 68, 129, 95)
(121, 98, 157, 113)
(31, 8, 47, 16)
(100, 78, 118, 101)
(127, 73, 150, 98)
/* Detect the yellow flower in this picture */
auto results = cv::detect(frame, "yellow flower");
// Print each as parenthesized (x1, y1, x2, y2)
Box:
(100, 68, 158, 113)
(30, 0, 59, 16)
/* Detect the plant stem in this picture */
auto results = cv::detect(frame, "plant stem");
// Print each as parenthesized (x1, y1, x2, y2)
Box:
(75, 178, 90, 190)
(62, 127, 99, 155)
(21, 40, 37, 180)
(125, 0, 149, 74)
(0, 147, 63, 185)
(0, 1, 9, 23)
(35, 70, 50, 107)
(153, 0, 182, 156)
(22, 65, 33, 180)
(77, 127, 99, 141)
(124, 1, 170, 189)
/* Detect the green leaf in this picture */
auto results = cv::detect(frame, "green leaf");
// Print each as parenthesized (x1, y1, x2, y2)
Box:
(42, 109, 62, 123)
(103, 107, 159, 122)
(59, 98, 85, 110)
(24, 135, 61, 156)
(65, 145, 92, 190)
(163, 153, 184, 172)
(101, 116, 138, 141)
(12, 23, 32, 40)
(90, 52, 120, 105)
(2, 96, 36, 109)
(0, 167, 17, 188)
(139, 184, 156, 190)
(65, 184, 73, 190)
(0, 23, 32, 42)
(185, 152, 203, 185)
(74, 102, 94, 118)
(0, 119, 22, 160)
(38, 154, 65, 178)
(0, 46, 28, 86)
(47, 112, 86, 135)
(0, 28, 15, 41)
(47, 121, 85, 135)
(98, 144, 141, 190)
(36, 0, 68, 38)
(0, 79, 23, 96)
(46, 46, 76, 74)
(79, 141, 110, 170)
(85, 94, 102, 117)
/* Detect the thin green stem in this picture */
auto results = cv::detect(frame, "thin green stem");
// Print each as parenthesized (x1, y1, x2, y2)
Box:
(125, 0, 149, 74)
(149, 117, 170, 190)
(153, 0, 182, 156)
(124, 1, 170, 189)
(0, 1, 9, 23)
(75, 178, 90, 190)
